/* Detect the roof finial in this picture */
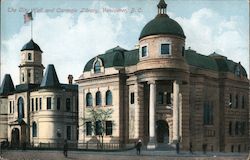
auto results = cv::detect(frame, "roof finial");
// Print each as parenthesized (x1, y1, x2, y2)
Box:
(157, 0, 167, 15)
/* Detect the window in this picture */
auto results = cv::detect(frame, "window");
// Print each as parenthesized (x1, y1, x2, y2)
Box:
(57, 98, 61, 110)
(22, 73, 25, 82)
(235, 121, 239, 135)
(231, 145, 234, 152)
(95, 91, 102, 106)
(229, 121, 232, 136)
(95, 121, 102, 135)
(229, 94, 233, 108)
(94, 61, 101, 73)
(28, 53, 32, 60)
(235, 95, 238, 108)
(35, 98, 38, 111)
(130, 92, 135, 104)
(106, 121, 112, 135)
(86, 93, 93, 107)
(235, 65, 241, 77)
(241, 122, 246, 135)
(47, 97, 51, 110)
(182, 46, 185, 57)
(241, 96, 245, 109)
(39, 98, 42, 110)
(161, 44, 170, 55)
(203, 102, 213, 125)
(238, 145, 241, 152)
(28, 72, 31, 78)
(31, 98, 34, 112)
(32, 122, 37, 137)
(141, 46, 147, 57)
(157, 92, 164, 104)
(9, 101, 12, 113)
(86, 122, 92, 136)
(66, 98, 71, 111)
(66, 126, 71, 140)
(18, 97, 24, 119)
(166, 92, 171, 104)
(106, 90, 112, 105)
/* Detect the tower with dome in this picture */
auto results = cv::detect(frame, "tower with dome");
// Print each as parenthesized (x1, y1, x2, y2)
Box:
(77, 0, 249, 152)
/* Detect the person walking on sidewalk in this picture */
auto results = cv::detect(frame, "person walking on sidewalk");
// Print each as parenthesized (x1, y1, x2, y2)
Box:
(136, 139, 142, 155)
(63, 140, 68, 157)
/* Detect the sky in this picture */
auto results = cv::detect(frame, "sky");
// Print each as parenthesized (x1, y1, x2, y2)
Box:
(1, 0, 249, 85)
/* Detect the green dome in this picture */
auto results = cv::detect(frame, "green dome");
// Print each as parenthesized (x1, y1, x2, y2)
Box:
(139, 14, 185, 40)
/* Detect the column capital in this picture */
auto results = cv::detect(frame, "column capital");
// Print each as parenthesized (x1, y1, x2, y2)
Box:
(147, 80, 156, 85)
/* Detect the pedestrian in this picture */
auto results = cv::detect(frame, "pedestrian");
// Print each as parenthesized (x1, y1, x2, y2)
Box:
(189, 142, 193, 154)
(176, 142, 180, 154)
(135, 139, 142, 155)
(63, 140, 68, 157)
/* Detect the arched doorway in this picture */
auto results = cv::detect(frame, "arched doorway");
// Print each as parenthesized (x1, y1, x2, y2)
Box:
(11, 128, 20, 147)
(156, 120, 169, 143)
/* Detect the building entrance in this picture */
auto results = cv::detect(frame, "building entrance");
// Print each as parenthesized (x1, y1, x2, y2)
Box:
(156, 120, 169, 143)
(11, 128, 20, 147)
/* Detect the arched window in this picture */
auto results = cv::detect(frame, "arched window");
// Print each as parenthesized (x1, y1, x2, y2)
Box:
(86, 93, 93, 107)
(32, 122, 37, 137)
(94, 61, 101, 73)
(96, 91, 102, 106)
(106, 90, 112, 105)
(18, 97, 24, 120)
(28, 53, 32, 60)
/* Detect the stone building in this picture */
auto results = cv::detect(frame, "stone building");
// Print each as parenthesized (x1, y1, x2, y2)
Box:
(77, 0, 249, 152)
(0, 39, 78, 147)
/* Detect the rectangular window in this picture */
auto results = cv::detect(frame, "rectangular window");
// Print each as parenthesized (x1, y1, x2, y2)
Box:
(161, 44, 170, 55)
(57, 98, 61, 110)
(66, 126, 71, 140)
(9, 101, 12, 113)
(95, 121, 102, 135)
(106, 121, 113, 135)
(157, 92, 164, 104)
(166, 92, 171, 104)
(47, 97, 51, 110)
(203, 101, 213, 125)
(31, 98, 34, 112)
(130, 92, 135, 104)
(66, 98, 71, 112)
(39, 98, 42, 110)
(235, 95, 238, 108)
(86, 122, 92, 136)
(35, 98, 38, 111)
(141, 46, 147, 57)
(241, 96, 244, 109)
(229, 121, 232, 136)
(229, 94, 232, 108)
(182, 46, 185, 57)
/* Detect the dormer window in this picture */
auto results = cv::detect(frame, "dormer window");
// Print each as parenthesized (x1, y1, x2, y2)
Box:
(92, 57, 103, 74)
(235, 65, 241, 77)
(94, 61, 101, 73)
(161, 43, 170, 55)
(28, 53, 32, 60)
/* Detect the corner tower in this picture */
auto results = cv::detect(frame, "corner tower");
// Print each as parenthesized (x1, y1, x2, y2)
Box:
(137, 0, 187, 71)
(19, 39, 44, 84)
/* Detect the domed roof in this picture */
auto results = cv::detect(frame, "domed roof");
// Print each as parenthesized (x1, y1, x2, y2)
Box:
(139, 0, 185, 40)
(21, 39, 43, 52)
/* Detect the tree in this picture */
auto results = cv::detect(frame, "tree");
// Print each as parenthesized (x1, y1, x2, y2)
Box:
(83, 107, 114, 149)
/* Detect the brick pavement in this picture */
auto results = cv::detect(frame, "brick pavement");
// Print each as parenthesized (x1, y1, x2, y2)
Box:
(0, 150, 249, 160)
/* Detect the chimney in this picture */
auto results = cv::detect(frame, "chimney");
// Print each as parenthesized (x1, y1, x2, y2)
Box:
(68, 74, 73, 84)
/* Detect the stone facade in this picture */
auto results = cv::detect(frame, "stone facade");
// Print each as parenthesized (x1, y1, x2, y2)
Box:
(77, 0, 249, 152)
(0, 40, 78, 147)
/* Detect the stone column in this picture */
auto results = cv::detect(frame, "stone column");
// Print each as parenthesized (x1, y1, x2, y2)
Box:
(173, 80, 180, 142)
(147, 81, 156, 149)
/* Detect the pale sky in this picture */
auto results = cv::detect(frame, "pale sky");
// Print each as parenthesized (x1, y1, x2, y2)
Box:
(1, 0, 249, 85)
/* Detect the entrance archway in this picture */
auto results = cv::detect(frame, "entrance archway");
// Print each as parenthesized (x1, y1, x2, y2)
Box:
(11, 128, 20, 147)
(156, 120, 169, 143)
